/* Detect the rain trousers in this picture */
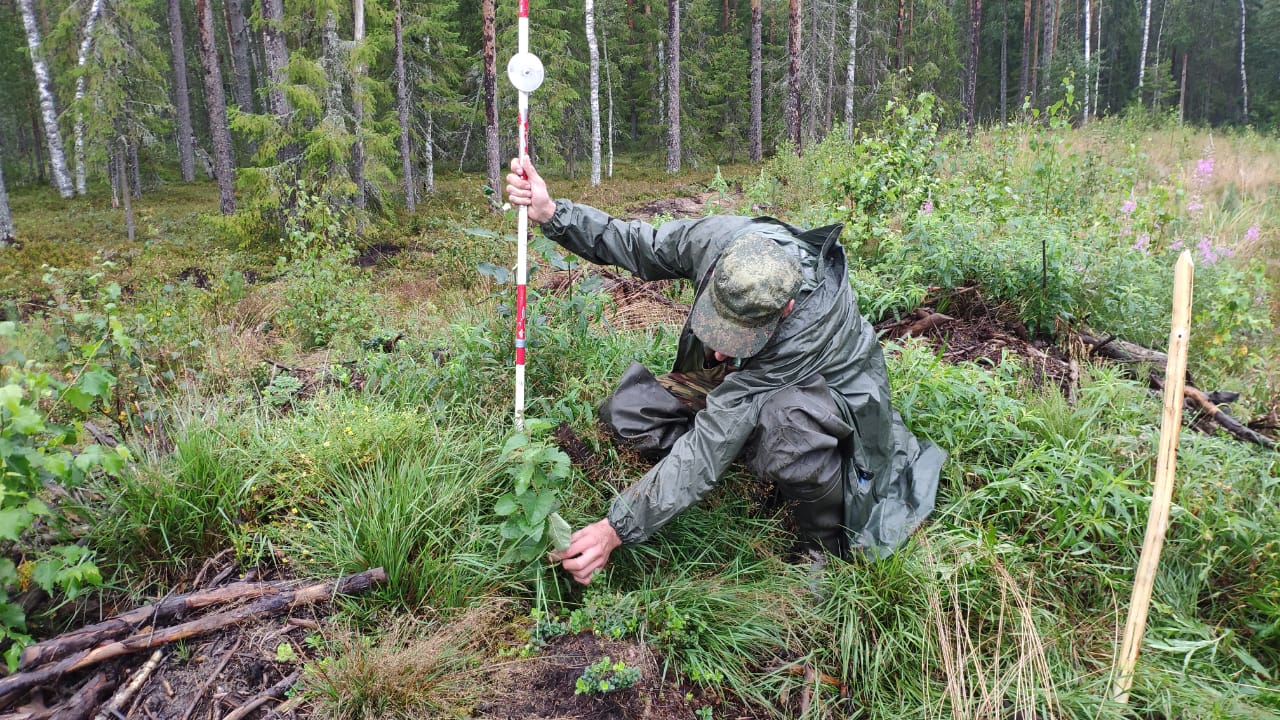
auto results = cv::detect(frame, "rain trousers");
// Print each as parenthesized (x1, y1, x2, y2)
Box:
(540, 200, 947, 557)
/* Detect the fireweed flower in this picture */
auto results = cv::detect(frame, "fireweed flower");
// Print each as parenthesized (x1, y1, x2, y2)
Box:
(1132, 234, 1151, 254)
(919, 198, 934, 215)
(1244, 225, 1261, 243)
(1121, 200, 1136, 216)
(1197, 236, 1219, 265)
(1171, 240, 1185, 252)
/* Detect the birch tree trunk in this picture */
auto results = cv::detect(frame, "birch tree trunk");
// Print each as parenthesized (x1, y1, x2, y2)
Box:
(965, 0, 981, 135)
(225, 0, 255, 111)
(1000, 0, 1007, 123)
(586, 0, 601, 186)
(1019, 0, 1031, 104)
(665, 0, 680, 174)
(73, 0, 104, 195)
(1239, 0, 1248, 120)
(749, 0, 762, 161)
(843, 0, 858, 139)
(423, 36, 434, 193)
(18, 0, 74, 198)
(786, 0, 801, 154)
(1138, 0, 1152, 89)
(168, 0, 196, 181)
(482, 0, 500, 198)
(0, 163, 14, 245)
(260, 0, 290, 119)
(1083, 0, 1091, 121)
(1094, 1, 1102, 115)
(351, 0, 367, 209)
(394, 0, 414, 212)
(603, 21, 614, 178)
(195, 0, 237, 213)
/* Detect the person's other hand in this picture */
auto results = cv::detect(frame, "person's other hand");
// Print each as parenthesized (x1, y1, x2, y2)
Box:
(505, 157, 556, 224)
(549, 518, 622, 585)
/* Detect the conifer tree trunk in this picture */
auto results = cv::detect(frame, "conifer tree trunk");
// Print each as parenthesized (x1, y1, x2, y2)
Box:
(351, 0, 367, 209)
(665, 0, 680, 174)
(18, 0, 74, 198)
(225, 0, 256, 111)
(843, 0, 858, 139)
(423, 36, 435, 193)
(749, 0, 762, 161)
(394, 0, 414, 212)
(115, 137, 135, 240)
(195, 0, 237, 213)
(260, 0, 290, 118)
(786, 0, 801, 153)
(587, 0, 601, 186)
(0, 163, 14, 245)
(1039, 0, 1054, 98)
(1138, 0, 1152, 89)
(896, 0, 905, 69)
(482, 0, 500, 198)
(1238, 0, 1248, 120)
(130, 142, 142, 197)
(1019, 0, 1031, 104)
(1178, 50, 1187, 123)
(168, 0, 196, 182)
(74, 0, 104, 195)
(965, 0, 981, 135)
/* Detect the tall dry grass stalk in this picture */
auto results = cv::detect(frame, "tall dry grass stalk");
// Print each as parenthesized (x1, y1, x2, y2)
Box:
(922, 539, 1064, 720)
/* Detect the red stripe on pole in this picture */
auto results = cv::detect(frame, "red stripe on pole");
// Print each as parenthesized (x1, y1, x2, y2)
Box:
(519, 0, 528, 17)
(515, 284, 527, 364)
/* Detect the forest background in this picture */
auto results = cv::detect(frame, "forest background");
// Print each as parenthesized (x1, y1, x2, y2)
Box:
(1, 0, 1279, 718)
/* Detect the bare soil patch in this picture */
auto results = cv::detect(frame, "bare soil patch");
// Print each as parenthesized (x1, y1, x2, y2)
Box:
(625, 191, 743, 222)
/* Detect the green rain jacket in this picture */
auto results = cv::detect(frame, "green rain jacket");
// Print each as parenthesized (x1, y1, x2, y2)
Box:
(540, 200, 946, 557)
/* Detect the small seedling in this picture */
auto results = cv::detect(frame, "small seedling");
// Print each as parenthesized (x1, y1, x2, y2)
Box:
(575, 656, 641, 696)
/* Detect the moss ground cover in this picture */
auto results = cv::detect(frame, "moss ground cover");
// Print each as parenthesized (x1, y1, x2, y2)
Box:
(1, 115, 1278, 718)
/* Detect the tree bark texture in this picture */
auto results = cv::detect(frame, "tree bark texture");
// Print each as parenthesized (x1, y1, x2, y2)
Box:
(482, 0, 500, 198)
(73, 0, 104, 195)
(665, 0, 681, 173)
(587, 0, 602, 185)
(0, 162, 14, 244)
(786, 0, 801, 154)
(116, 138, 135, 241)
(18, 0, 74, 198)
(351, 0, 367, 209)
(394, 0, 414, 212)
(195, 0, 237, 213)
(1093, 0, 1102, 115)
(423, 36, 435, 193)
(999, 0, 1007, 123)
(168, 0, 196, 182)
(749, 0, 762, 161)
(896, 0, 905, 69)
(260, 0, 290, 119)
(1083, 0, 1091, 121)
(1039, 0, 1054, 99)
(225, 0, 256, 111)
(839, 0, 860, 140)
(1138, 0, 1152, 88)
(965, 0, 981, 135)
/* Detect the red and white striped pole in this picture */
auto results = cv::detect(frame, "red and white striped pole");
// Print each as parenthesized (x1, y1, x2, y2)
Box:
(507, 1, 543, 431)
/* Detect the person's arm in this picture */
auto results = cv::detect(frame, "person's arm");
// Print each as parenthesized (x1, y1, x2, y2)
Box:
(505, 157, 750, 281)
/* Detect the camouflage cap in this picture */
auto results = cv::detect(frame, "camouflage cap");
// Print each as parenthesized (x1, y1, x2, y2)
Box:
(690, 230, 802, 359)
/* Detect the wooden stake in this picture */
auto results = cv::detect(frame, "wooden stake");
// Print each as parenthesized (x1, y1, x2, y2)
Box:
(1112, 251, 1194, 704)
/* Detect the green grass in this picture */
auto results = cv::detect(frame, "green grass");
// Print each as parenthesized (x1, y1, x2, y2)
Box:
(5, 117, 1280, 719)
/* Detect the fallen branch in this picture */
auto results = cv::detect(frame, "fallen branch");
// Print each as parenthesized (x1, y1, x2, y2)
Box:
(1182, 385, 1277, 449)
(0, 569, 387, 710)
(24, 670, 114, 720)
(219, 669, 301, 720)
(91, 649, 164, 720)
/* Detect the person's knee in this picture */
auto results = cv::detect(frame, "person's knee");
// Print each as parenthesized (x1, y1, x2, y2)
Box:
(753, 383, 846, 499)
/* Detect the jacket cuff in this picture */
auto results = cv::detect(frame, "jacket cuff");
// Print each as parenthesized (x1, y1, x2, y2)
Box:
(605, 497, 648, 545)
(539, 199, 573, 237)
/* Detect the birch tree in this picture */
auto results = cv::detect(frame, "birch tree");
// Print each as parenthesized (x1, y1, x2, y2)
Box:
(586, 0, 601, 186)
(1239, 0, 1248, 120)
(1138, 0, 1152, 89)
(482, 0, 500, 198)
(749, 0, 762, 161)
(195, 0, 236, 213)
(0, 163, 13, 245)
(843, 0, 859, 140)
(394, 0, 414, 211)
(73, 0, 104, 195)
(1019, 0, 1031, 103)
(168, 0, 196, 181)
(18, 0, 74, 198)
(1083, 0, 1091, 121)
(665, 0, 680, 174)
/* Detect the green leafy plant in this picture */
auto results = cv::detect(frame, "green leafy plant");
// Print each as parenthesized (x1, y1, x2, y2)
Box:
(494, 423, 573, 565)
(574, 656, 642, 696)
(261, 373, 304, 408)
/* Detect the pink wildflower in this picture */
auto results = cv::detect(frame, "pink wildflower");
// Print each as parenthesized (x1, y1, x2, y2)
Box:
(1187, 200, 1204, 214)
(1121, 200, 1136, 216)
(1170, 240, 1185, 252)
(919, 199, 934, 215)
(1195, 156, 1215, 182)
(1197, 236, 1218, 265)
(1132, 234, 1150, 254)
(1244, 225, 1260, 243)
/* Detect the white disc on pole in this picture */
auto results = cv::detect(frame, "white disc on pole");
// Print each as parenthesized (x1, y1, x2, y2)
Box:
(507, 52, 545, 93)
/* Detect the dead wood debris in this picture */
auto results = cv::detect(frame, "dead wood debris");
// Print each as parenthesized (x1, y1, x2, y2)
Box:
(0, 568, 387, 717)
